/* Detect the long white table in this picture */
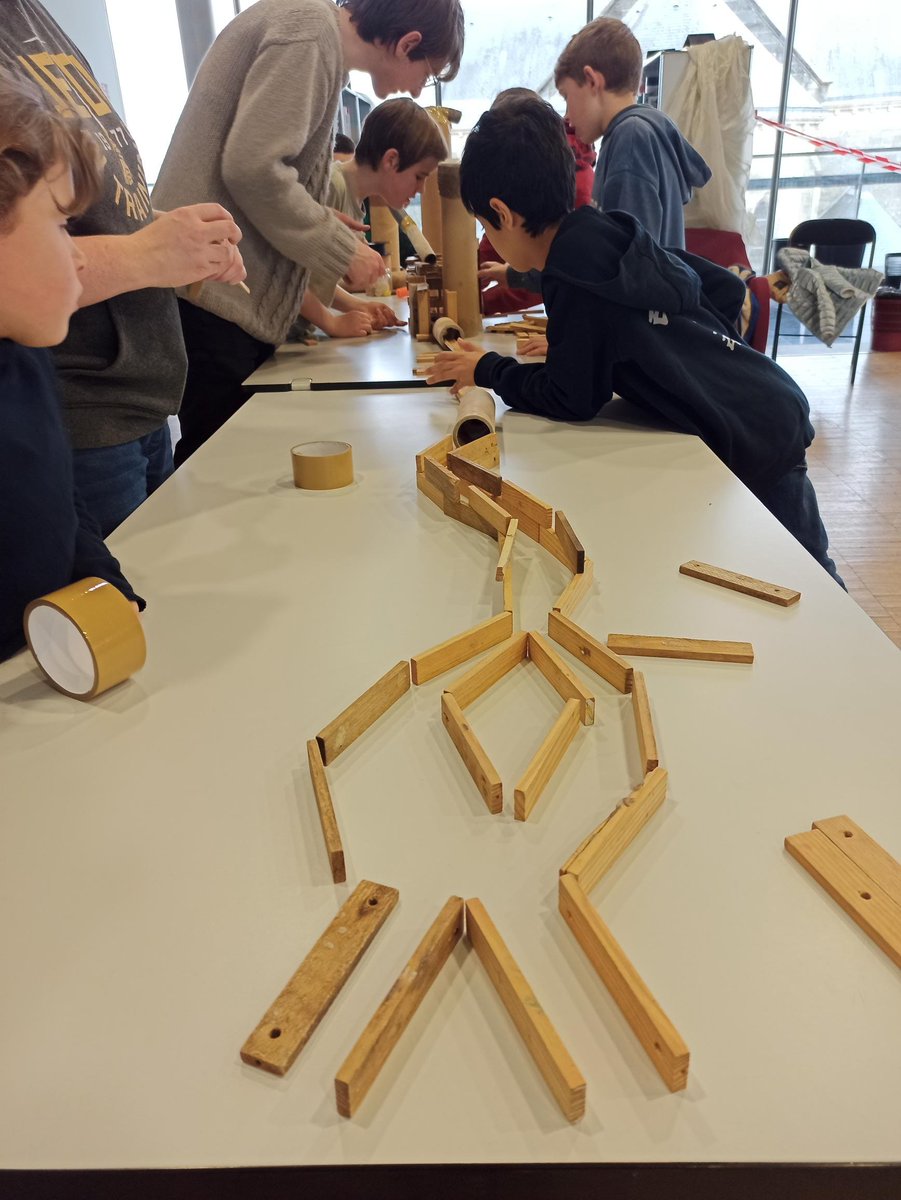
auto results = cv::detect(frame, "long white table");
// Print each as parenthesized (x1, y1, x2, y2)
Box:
(2, 383, 900, 1196)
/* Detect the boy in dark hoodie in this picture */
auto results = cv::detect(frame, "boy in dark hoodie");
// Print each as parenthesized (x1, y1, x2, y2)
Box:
(556, 18, 710, 250)
(427, 98, 842, 584)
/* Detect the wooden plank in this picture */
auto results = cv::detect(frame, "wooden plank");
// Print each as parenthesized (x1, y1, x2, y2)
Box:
(415, 434, 454, 472)
(553, 511, 586, 574)
(527, 630, 595, 726)
(317, 661, 410, 764)
(465, 898, 586, 1123)
(495, 519, 518, 581)
(514, 699, 581, 821)
(606, 635, 754, 665)
(411, 611, 513, 685)
(813, 816, 901, 910)
(561, 767, 668, 895)
(501, 558, 513, 614)
(552, 559, 594, 618)
(441, 691, 503, 814)
(679, 560, 800, 607)
(446, 451, 502, 497)
(538, 525, 575, 572)
(450, 432, 499, 470)
(499, 480, 554, 531)
(547, 610, 633, 694)
(442, 493, 497, 538)
(306, 739, 345, 884)
(415, 469, 445, 511)
(630, 670, 659, 774)
(462, 485, 510, 535)
(785, 828, 901, 970)
(240, 880, 399, 1076)
(423, 454, 461, 504)
(335, 896, 464, 1118)
(558, 873, 689, 1093)
(445, 632, 528, 710)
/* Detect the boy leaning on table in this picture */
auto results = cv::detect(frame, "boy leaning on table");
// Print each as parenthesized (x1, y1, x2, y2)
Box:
(0, 72, 142, 661)
(427, 97, 843, 585)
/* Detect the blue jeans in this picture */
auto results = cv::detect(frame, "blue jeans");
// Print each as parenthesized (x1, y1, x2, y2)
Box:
(756, 462, 845, 588)
(72, 425, 173, 537)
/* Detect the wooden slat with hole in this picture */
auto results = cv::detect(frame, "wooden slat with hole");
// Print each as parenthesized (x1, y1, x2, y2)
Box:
(607, 635, 754, 664)
(547, 611, 633, 694)
(558, 873, 689, 1092)
(240, 881, 399, 1075)
(335, 896, 464, 1118)
(446, 451, 502, 496)
(527, 630, 595, 725)
(423, 455, 461, 503)
(411, 611, 513, 685)
(463, 485, 510, 535)
(444, 632, 528, 710)
(495, 519, 518, 581)
(317, 661, 411, 764)
(680, 560, 800, 607)
(465, 898, 586, 1123)
(561, 767, 668, 894)
(813, 816, 901, 909)
(441, 691, 503, 814)
(306, 739, 345, 883)
(785, 828, 901, 969)
(415, 434, 455, 473)
(630, 671, 659, 774)
(514, 699, 581, 821)
(552, 559, 594, 618)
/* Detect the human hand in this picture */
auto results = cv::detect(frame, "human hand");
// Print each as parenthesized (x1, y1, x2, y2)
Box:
(344, 241, 385, 292)
(426, 339, 485, 393)
(324, 309, 374, 338)
(359, 301, 406, 329)
(332, 209, 370, 234)
(477, 262, 508, 287)
(519, 335, 548, 357)
(138, 204, 245, 288)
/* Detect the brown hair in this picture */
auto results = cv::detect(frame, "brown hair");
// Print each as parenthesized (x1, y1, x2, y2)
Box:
(0, 70, 101, 231)
(491, 87, 540, 109)
(355, 99, 449, 172)
(337, 0, 465, 82)
(554, 18, 643, 95)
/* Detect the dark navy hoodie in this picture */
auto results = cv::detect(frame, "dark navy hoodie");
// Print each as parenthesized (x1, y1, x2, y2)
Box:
(474, 207, 814, 495)
(0, 341, 143, 662)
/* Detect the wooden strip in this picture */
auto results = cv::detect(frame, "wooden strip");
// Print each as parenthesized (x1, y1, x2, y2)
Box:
(317, 661, 410, 765)
(495, 519, 518, 581)
(415, 434, 454, 472)
(553, 511, 586, 573)
(547, 610, 633, 694)
(416, 469, 445, 511)
(680, 560, 800, 607)
(813, 816, 901, 910)
(630, 671, 659, 774)
(514, 699, 581, 821)
(335, 896, 464, 1118)
(446, 451, 502, 497)
(561, 767, 668, 895)
(442, 493, 497, 538)
(450, 432, 499, 470)
(607, 635, 754, 665)
(445, 289, 458, 323)
(552, 559, 594, 618)
(538, 526, 576, 572)
(240, 880, 399, 1075)
(558, 874, 689, 1092)
(527, 630, 595, 726)
(499, 480, 554, 531)
(306, 739, 345, 883)
(465, 898, 586, 1123)
(463, 484, 510, 535)
(423, 455, 461, 503)
(501, 558, 513, 614)
(411, 611, 513, 685)
(445, 632, 528, 710)
(785, 828, 901, 969)
(441, 691, 503, 814)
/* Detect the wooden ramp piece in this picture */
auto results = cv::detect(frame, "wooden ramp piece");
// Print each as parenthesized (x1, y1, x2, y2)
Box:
(514, 698, 581, 822)
(547, 610, 633, 694)
(552, 559, 594, 619)
(444, 632, 528, 710)
(466, 898, 586, 1123)
(411, 610, 513, 685)
(240, 880, 399, 1076)
(306, 739, 345, 883)
(607, 634, 754, 665)
(441, 691, 503, 814)
(630, 670, 659, 774)
(527, 630, 595, 726)
(415, 434, 455, 473)
(317, 661, 411, 765)
(335, 896, 464, 1118)
(558, 873, 689, 1092)
(680, 560, 800, 607)
(813, 816, 901, 909)
(495, 519, 518, 580)
(497, 480, 554, 541)
(785, 827, 901, 970)
(447, 450, 502, 497)
(561, 767, 668, 894)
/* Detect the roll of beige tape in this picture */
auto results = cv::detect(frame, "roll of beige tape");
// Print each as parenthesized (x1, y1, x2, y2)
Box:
(452, 387, 496, 447)
(291, 440, 354, 490)
(24, 576, 146, 700)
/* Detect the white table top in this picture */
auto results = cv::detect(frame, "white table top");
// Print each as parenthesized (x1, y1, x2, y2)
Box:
(2, 386, 900, 1174)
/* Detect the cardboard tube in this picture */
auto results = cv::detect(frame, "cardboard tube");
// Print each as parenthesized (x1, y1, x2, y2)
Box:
(433, 316, 464, 348)
(292, 440, 354, 490)
(24, 577, 146, 700)
(369, 201, 401, 271)
(438, 162, 482, 338)
(421, 107, 455, 256)
(453, 387, 496, 446)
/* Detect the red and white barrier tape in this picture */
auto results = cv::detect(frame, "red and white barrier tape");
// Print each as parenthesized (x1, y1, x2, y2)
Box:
(756, 114, 901, 173)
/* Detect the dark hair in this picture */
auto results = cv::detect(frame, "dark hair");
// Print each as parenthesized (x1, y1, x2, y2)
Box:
(336, 0, 464, 82)
(0, 69, 101, 231)
(334, 132, 356, 155)
(554, 17, 643, 94)
(460, 98, 575, 236)
(491, 87, 539, 109)
(355, 98, 448, 171)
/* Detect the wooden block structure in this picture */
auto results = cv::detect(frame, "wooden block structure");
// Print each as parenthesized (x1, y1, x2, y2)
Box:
(240, 881, 398, 1076)
(607, 634, 754, 665)
(306, 739, 345, 883)
(526, 631, 595, 725)
(680, 560, 801, 606)
(316, 661, 411, 765)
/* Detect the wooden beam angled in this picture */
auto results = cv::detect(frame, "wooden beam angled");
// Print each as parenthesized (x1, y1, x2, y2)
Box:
(514, 699, 581, 822)
(415, 434, 455, 473)
(444, 631, 528, 710)
(547, 610, 633, 694)
(306, 739, 345, 884)
(441, 691, 503, 814)
(446, 451, 502, 496)
(630, 670, 659, 774)
(606, 635, 754, 664)
(527, 630, 595, 725)
(317, 661, 411, 764)
(495, 519, 518, 580)
(411, 611, 513, 685)
(679, 560, 800, 607)
(552, 559, 594, 618)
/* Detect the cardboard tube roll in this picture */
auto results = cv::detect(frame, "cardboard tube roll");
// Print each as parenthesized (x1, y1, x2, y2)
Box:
(421, 107, 456, 255)
(369, 201, 401, 271)
(24, 576, 146, 700)
(453, 387, 496, 447)
(292, 440, 354, 490)
(433, 316, 464, 349)
(438, 162, 482, 338)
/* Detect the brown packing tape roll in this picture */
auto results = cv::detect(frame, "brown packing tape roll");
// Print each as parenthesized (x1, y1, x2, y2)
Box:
(292, 440, 354, 490)
(24, 576, 146, 700)
(453, 387, 496, 447)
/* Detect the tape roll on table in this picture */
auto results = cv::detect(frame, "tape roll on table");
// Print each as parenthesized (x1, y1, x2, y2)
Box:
(452, 387, 496, 447)
(291, 440, 354, 490)
(24, 576, 146, 700)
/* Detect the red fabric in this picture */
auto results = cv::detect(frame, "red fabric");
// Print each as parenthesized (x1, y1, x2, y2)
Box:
(565, 120, 597, 209)
(685, 228, 770, 353)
